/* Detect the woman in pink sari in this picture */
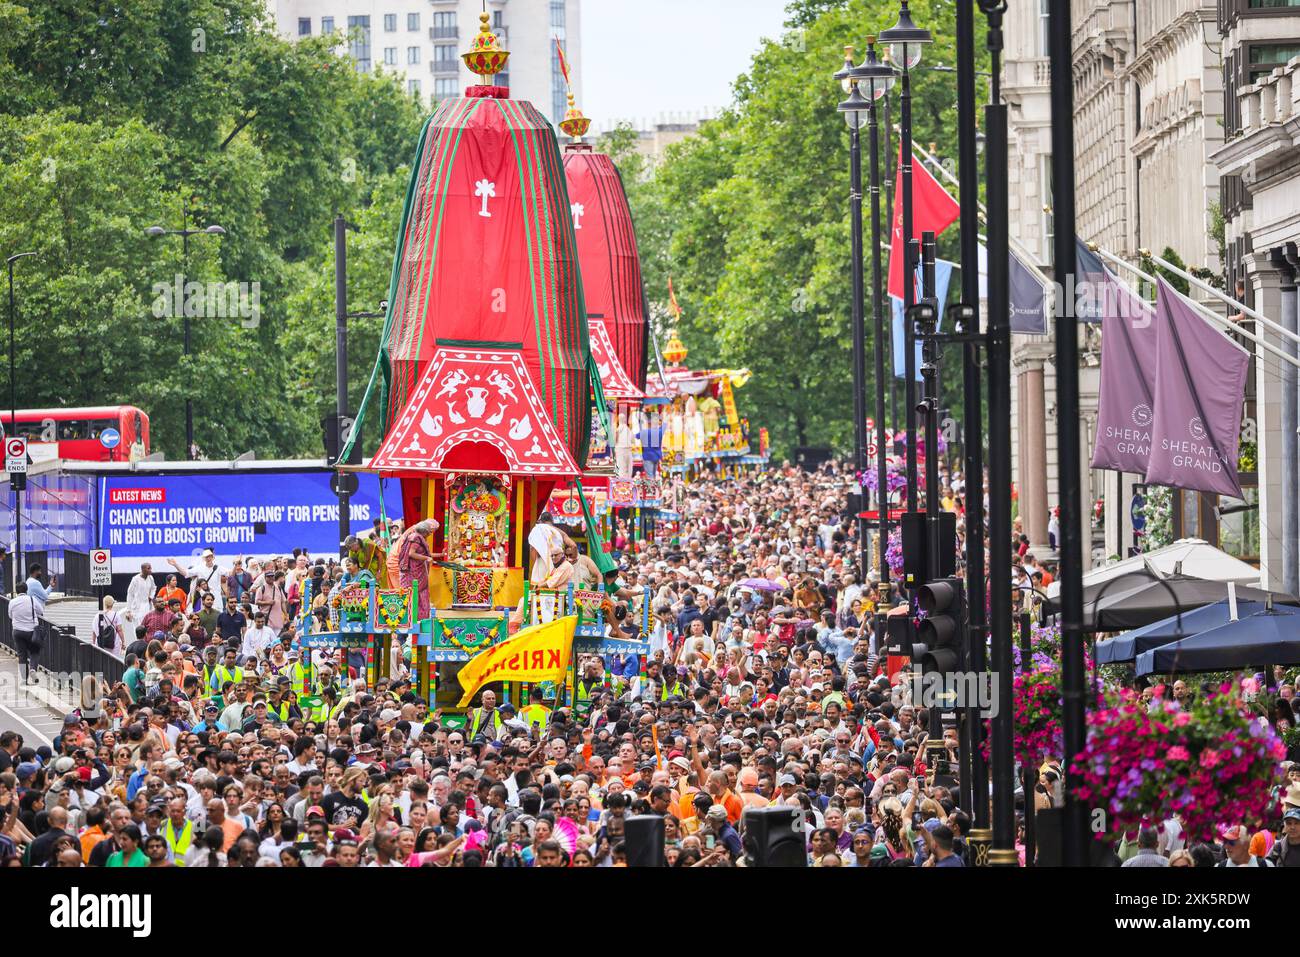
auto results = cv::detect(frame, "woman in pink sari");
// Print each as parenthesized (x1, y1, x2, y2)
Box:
(387, 520, 439, 620)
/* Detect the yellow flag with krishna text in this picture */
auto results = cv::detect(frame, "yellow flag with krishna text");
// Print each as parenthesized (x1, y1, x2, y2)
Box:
(456, 615, 578, 707)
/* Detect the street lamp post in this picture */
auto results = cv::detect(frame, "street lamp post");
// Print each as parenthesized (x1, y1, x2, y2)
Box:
(975, 0, 1017, 867)
(835, 50, 872, 592)
(7, 251, 37, 588)
(332, 213, 388, 554)
(955, 0, 991, 860)
(1047, 0, 1090, 867)
(881, 55, 899, 439)
(145, 204, 225, 460)
(880, 1, 931, 518)
(852, 39, 897, 626)
(919, 229, 941, 581)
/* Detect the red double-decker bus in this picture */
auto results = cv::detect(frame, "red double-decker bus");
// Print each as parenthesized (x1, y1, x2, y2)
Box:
(2, 406, 150, 461)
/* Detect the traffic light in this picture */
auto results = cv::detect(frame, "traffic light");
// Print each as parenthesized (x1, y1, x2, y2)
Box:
(321, 414, 362, 465)
(914, 576, 965, 675)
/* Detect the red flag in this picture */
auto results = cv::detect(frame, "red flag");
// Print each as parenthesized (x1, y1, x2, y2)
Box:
(555, 40, 572, 88)
(887, 146, 961, 299)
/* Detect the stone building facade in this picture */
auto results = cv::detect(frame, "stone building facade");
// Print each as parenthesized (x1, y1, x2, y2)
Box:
(1003, 0, 1240, 572)
(1212, 0, 1300, 593)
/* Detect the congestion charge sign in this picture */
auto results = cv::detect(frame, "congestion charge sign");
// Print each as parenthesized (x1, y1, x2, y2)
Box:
(97, 470, 392, 569)
(90, 550, 111, 586)
(5, 437, 26, 473)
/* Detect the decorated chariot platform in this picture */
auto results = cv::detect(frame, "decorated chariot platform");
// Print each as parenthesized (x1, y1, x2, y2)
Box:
(324, 18, 648, 713)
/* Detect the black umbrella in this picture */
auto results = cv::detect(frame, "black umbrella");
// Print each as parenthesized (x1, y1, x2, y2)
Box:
(1136, 608, 1300, 676)
(1086, 574, 1299, 632)
(1045, 569, 1162, 615)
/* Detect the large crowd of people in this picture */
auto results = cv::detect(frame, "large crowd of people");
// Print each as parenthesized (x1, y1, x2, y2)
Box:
(0, 461, 1293, 868)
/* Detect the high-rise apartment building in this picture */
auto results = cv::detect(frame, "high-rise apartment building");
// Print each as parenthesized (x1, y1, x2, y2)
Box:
(269, 0, 581, 121)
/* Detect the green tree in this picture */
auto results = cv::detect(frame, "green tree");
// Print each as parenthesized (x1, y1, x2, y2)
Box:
(616, 0, 976, 458)
(0, 0, 425, 458)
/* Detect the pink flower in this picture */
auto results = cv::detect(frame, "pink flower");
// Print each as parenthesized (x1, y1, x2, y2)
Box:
(1200, 748, 1221, 769)
(1167, 746, 1191, 762)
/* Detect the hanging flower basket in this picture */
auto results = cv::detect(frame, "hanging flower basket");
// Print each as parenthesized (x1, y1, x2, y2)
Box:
(1070, 683, 1285, 843)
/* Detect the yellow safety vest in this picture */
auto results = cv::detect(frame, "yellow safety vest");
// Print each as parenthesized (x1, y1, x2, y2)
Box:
(267, 699, 290, 722)
(212, 665, 243, 693)
(164, 818, 194, 864)
(304, 699, 332, 724)
(469, 708, 502, 739)
(290, 660, 313, 696)
(519, 704, 551, 730)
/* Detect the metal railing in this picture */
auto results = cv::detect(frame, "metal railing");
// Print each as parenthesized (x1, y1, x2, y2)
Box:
(0, 596, 125, 694)
(21, 548, 93, 596)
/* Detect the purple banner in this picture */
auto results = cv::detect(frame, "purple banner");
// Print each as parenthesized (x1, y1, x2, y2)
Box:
(1145, 278, 1249, 498)
(1009, 249, 1048, 334)
(1089, 253, 1157, 475)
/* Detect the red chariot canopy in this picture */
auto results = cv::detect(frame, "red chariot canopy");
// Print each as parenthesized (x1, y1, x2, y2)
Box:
(369, 347, 581, 476)
(351, 92, 594, 472)
(564, 144, 649, 394)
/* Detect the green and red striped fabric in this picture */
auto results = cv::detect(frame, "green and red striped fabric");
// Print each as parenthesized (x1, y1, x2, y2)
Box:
(563, 145, 649, 390)
(347, 94, 595, 467)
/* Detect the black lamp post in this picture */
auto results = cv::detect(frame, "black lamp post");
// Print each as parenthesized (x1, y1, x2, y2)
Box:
(1047, 0, 1090, 868)
(835, 49, 872, 592)
(851, 39, 897, 626)
(879, 1, 931, 517)
(6, 251, 37, 588)
(145, 205, 225, 460)
(975, 0, 1017, 867)
(955, 0, 991, 861)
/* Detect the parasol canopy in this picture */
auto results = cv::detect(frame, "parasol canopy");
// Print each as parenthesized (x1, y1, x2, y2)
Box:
(1046, 538, 1262, 603)
(1085, 573, 1300, 632)
(1096, 599, 1298, 663)
(1135, 608, 1300, 676)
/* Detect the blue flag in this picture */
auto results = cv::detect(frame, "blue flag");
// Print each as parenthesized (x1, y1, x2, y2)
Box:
(891, 260, 953, 379)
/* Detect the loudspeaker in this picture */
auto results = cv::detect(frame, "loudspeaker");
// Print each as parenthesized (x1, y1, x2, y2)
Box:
(742, 806, 806, 867)
(623, 814, 665, 867)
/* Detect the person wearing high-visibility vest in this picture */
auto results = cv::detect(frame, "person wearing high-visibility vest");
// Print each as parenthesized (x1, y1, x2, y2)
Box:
(518, 687, 551, 732)
(575, 658, 606, 717)
(266, 680, 302, 724)
(201, 646, 221, 696)
(163, 797, 195, 865)
(264, 687, 291, 723)
(642, 660, 684, 702)
(305, 684, 339, 725)
(286, 648, 314, 697)
(209, 648, 244, 699)
(467, 689, 504, 740)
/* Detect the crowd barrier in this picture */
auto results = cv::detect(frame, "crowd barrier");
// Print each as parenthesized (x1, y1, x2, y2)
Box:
(0, 596, 125, 698)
